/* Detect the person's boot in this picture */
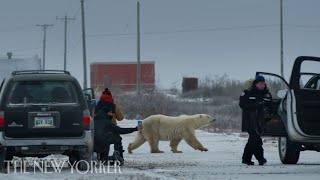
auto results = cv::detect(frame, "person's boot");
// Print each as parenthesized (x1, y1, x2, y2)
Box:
(258, 158, 267, 166)
(113, 151, 124, 166)
(242, 159, 254, 165)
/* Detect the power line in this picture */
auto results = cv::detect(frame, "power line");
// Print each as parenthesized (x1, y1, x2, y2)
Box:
(285, 24, 320, 29)
(67, 37, 82, 54)
(87, 24, 279, 38)
(10, 47, 42, 52)
(0, 24, 34, 33)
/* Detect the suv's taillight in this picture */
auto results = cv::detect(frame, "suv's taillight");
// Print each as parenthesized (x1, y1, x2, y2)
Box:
(83, 109, 91, 126)
(0, 110, 4, 127)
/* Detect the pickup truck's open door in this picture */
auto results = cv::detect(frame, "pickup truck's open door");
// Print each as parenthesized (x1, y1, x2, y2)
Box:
(286, 56, 320, 141)
(245, 56, 320, 164)
(253, 56, 320, 142)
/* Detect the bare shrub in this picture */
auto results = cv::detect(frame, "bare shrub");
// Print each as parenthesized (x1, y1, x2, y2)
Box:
(113, 91, 178, 119)
(181, 74, 243, 100)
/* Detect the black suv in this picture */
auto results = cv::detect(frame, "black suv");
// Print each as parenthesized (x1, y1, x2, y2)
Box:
(0, 70, 93, 171)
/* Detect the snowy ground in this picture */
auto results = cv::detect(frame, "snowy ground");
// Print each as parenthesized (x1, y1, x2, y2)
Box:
(1, 120, 320, 180)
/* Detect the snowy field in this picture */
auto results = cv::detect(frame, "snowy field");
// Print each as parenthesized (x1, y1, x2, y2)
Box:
(1, 119, 320, 180)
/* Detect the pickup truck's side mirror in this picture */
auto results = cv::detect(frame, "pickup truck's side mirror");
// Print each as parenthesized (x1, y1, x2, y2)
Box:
(277, 89, 287, 99)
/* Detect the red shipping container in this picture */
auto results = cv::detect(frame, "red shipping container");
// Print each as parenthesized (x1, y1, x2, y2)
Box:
(90, 61, 155, 92)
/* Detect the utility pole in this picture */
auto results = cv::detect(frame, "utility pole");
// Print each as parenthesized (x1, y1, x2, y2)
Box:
(36, 24, 53, 70)
(137, 0, 141, 96)
(57, 14, 75, 71)
(280, 0, 284, 77)
(81, 0, 88, 89)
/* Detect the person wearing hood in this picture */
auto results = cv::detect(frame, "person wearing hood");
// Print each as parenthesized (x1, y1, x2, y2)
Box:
(239, 75, 272, 166)
(94, 88, 141, 165)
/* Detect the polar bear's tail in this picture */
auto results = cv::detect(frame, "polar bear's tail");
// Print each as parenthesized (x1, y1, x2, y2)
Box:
(128, 130, 146, 154)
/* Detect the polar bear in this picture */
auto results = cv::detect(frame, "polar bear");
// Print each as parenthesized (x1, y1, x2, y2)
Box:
(128, 114, 215, 153)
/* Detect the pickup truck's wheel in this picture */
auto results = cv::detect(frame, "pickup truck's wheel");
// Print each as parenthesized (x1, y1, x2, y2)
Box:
(278, 137, 301, 164)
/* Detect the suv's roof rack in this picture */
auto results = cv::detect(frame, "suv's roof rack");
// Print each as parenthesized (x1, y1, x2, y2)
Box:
(12, 70, 71, 76)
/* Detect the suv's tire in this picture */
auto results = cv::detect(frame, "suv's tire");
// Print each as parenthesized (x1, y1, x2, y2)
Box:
(69, 148, 93, 171)
(0, 147, 7, 173)
(278, 137, 301, 164)
(78, 149, 92, 171)
(68, 151, 79, 166)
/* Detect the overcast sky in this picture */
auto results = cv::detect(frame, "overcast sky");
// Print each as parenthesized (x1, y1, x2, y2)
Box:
(1, 0, 320, 89)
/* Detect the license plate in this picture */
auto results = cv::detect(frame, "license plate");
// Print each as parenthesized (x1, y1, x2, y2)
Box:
(34, 117, 54, 128)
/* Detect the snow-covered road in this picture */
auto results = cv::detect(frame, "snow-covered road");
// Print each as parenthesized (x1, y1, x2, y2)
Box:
(1, 120, 320, 180)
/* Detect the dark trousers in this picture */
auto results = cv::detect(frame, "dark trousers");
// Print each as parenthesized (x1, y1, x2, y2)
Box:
(242, 131, 264, 161)
(100, 132, 124, 161)
(94, 120, 124, 161)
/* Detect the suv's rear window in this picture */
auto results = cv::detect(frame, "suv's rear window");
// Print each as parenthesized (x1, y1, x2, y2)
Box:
(9, 81, 78, 104)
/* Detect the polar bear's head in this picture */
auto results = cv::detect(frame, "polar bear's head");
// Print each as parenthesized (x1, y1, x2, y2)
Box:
(188, 114, 215, 129)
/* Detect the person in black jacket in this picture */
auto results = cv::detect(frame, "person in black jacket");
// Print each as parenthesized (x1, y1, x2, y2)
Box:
(94, 88, 141, 165)
(239, 75, 272, 166)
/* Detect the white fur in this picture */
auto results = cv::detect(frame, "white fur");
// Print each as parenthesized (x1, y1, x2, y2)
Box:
(128, 114, 214, 154)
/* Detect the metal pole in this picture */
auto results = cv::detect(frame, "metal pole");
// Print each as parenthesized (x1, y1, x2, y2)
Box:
(43, 27, 46, 70)
(57, 15, 75, 71)
(137, 0, 141, 95)
(81, 0, 88, 89)
(37, 24, 53, 70)
(64, 15, 67, 71)
(280, 0, 284, 77)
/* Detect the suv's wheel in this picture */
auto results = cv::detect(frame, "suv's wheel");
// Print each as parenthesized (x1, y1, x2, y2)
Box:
(0, 147, 7, 173)
(77, 148, 92, 171)
(68, 150, 79, 165)
(69, 148, 93, 171)
(278, 137, 301, 164)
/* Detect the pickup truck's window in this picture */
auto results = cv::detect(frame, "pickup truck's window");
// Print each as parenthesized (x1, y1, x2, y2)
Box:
(300, 75, 320, 90)
(0, 79, 4, 93)
(9, 81, 78, 104)
(316, 79, 320, 90)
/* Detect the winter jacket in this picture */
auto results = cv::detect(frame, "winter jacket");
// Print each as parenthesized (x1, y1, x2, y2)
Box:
(94, 101, 137, 134)
(239, 79, 272, 133)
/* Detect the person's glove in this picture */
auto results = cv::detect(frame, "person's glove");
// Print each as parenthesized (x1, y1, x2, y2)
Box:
(136, 125, 143, 130)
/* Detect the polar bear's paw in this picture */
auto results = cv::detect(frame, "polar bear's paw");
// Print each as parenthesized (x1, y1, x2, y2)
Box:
(172, 150, 183, 153)
(151, 150, 164, 153)
(128, 143, 135, 154)
(198, 147, 208, 152)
